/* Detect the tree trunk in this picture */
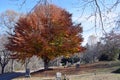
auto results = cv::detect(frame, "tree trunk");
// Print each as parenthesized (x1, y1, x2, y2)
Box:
(43, 57, 50, 70)
(44, 61, 49, 70)
(1, 66, 5, 74)
(11, 59, 14, 72)
(25, 58, 30, 70)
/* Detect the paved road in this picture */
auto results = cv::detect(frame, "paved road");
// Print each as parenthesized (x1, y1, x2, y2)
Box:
(0, 72, 25, 80)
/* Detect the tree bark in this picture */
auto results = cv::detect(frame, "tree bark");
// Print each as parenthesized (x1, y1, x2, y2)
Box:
(1, 66, 5, 74)
(11, 59, 14, 72)
(44, 61, 49, 70)
(43, 57, 50, 70)
(25, 58, 30, 70)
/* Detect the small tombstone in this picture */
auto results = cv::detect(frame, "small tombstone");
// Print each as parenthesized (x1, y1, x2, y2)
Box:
(76, 63, 80, 70)
(25, 68, 31, 77)
(59, 63, 62, 67)
(56, 72, 62, 80)
(67, 62, 71, 67)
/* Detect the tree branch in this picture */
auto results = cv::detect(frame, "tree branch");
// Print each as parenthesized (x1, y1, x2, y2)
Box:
(94, 0, 106, 34)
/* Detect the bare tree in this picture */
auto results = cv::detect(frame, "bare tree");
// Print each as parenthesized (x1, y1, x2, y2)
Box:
(0, 50, 10, 74)
(99, 31, 120, 61)
(0, 35, 10, 74)
(77, 0, 120, 33)
(0, 10, 21, 72)
(0, 10, 20, 34)
(113, 15, 120, 33)
(81, 42, 101, 63)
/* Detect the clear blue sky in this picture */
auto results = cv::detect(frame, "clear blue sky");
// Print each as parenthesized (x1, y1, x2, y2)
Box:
(0, 0, 120, 45)
(0, 0, 79, 12)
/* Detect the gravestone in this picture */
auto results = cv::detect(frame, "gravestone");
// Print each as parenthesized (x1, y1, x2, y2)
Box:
(67, 62, 71, 67)
(76, 63, 80, 70)
(56, 72, 62, 80)
(25, 68, 31, 77)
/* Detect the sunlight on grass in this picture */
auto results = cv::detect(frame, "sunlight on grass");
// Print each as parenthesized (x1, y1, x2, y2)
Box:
(70, 73, 120, 80)
(13, 73, 120, 80)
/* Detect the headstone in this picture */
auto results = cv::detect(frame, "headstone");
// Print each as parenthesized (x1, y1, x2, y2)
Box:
(59, 63, 62, 66)
(67, 62, 71, 67)
(25, 68, 31, 77)
(56, 72, 62, 80)
(76, 63, 80, 69)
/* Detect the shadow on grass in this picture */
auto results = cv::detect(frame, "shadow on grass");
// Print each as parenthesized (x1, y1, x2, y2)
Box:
(112, 68, 120, 73)
(0, 68, 53, 80)
(0, 72, 25, 80)
(31, 68, 53, 75)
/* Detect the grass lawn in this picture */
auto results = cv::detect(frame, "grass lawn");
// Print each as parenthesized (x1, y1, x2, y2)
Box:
(13, 73, 120, 80)
(13, 61, 120, 80)
(69, 73, 120, 80)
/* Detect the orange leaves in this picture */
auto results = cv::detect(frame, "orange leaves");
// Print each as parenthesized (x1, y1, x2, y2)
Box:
(6, 4, 84, 62)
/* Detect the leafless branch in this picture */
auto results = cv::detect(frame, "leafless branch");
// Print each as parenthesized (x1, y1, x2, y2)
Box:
(20, 0, 27, 8)
(94, 0, 106, 34)
(109, 0, 120, 12)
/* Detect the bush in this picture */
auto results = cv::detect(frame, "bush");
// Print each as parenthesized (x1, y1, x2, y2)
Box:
(112, 68, 120, 73)
(61, 58, 68, 66)
(72, 56, 80, 63)
(61, 56, 80, 66)
(99, 54, 109, 61)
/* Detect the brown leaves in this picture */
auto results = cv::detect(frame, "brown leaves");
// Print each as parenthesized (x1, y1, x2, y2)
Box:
(6, 4, 84, 61)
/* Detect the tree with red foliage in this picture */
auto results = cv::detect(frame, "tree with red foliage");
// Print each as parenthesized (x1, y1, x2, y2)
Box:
(6, 4, 84, 70)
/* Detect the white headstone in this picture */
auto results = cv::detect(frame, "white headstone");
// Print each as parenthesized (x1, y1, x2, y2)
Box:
(56, 72, 61, 77)
(56, 72, 62, 80)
